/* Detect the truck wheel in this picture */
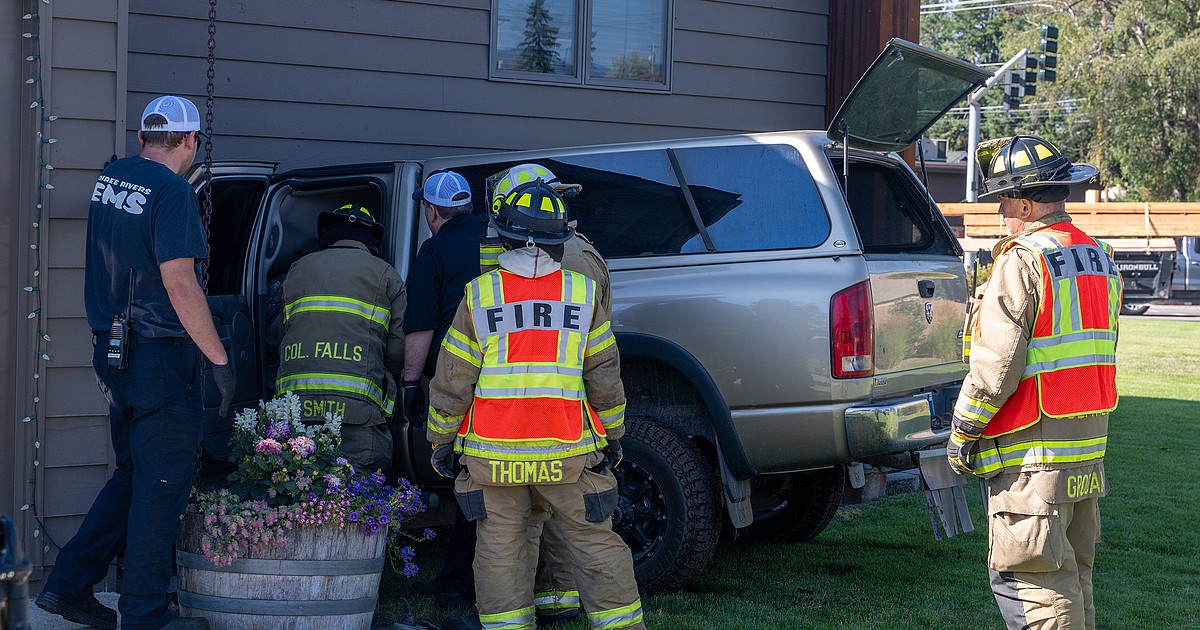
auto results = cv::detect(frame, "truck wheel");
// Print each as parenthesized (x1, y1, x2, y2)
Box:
(612, 417, 721, 593)
(1121, 303, 1151, 316)
(742, 466, 845, 543)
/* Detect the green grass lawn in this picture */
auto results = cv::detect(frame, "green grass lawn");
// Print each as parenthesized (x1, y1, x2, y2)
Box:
(381, 318, 1200, 629)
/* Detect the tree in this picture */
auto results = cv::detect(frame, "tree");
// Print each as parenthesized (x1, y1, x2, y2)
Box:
(922, 1, 1200, 202)
(515, 0, 561, 74)
(609, 51, 657, 81)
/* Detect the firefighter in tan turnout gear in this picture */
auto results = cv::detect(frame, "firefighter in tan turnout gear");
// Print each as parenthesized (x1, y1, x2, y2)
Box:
(276, 203, 406, 472)
(948, 135, 1120, 630)
(428, 180, 645, 630)
(483, 164, 611, 625)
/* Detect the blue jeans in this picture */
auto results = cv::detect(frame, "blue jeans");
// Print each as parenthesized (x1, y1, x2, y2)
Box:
(45, 339, 203, 630)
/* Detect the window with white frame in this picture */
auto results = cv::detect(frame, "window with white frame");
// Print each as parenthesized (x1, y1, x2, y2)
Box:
(492, 0, 670, 89)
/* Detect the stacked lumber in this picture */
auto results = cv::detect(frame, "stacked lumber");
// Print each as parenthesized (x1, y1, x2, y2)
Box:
(938, 202, 1200, 238)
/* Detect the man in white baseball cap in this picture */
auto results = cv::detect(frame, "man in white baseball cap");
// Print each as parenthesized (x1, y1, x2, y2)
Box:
(35, 94, 230, 630)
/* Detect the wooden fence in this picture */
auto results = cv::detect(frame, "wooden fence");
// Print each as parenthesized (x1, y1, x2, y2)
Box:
(938, 202, 1200, 238)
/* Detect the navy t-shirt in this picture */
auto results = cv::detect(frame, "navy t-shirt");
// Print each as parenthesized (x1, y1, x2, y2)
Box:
(84, 156, 209, 337)
(404, 213, 487, 378)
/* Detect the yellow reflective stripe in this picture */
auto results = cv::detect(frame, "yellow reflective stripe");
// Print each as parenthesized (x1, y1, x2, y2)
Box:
(480, 244, 504, 269)
(954, 396, 999, 424)
(427, 407, 463, 435)
(1024, 331, 1117, 377)
(587, 599, 644, 630)
(443, 327, 483, 367)
(586, 321, 615, 355)
(478, 370, 584, 396)
(969, 436, 1106, 475)
(276, 372, 395, 414)
(457, 436, 602, 461)
(480, 605, 536, 630)
(535, 590, 580, 610)
(596, 403, 625, 430)
(283, 295, 390, 327)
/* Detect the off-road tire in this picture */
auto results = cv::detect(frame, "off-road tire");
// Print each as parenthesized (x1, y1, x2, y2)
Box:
(613, 417, 721, 593)
(742, 465, 845, 543)
(1120, 303, 1151, 316)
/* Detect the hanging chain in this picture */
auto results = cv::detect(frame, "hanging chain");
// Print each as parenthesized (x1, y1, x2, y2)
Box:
(200, 0, 217, 294)
(195, 0, 218, 493)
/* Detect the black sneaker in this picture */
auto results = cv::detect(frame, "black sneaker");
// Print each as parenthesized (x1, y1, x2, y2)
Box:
(536, 607, 581, 625)
(34, 590, 118, 630)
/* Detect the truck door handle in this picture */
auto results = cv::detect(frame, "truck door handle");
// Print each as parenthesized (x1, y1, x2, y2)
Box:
(918, 280, 935, 298)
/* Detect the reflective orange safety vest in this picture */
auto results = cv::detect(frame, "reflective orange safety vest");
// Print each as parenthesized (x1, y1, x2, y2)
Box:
(958, 223, 1122, 438)
(452, 268, 611, 461)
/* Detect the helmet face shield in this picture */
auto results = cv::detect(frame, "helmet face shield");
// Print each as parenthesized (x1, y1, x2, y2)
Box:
(977, 135, 1098, 199)
(492, 180, 573, 245)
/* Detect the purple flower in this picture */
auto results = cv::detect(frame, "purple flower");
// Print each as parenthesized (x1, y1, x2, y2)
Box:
(265, 420, 291, 440)
(403, 561, 419, 578)
(323, 474, 341, 488)
(335, 457, 349, 466)
(254, 438, 282, 456)
(348, 511, 359, 522)
(423, 528, 436, 540)
(378, 514, 389, 525)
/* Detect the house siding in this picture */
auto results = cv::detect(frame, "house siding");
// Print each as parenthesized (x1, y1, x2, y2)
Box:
(126, 0, 830, 161)
(6, 0, 127, 584)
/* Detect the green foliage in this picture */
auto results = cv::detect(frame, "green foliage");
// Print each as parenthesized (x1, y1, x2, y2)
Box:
(515, 0, 561, 73)
(608, 50, 658, 81)
(922, 2, 1200, 202)
(386, 320, 1200, 629)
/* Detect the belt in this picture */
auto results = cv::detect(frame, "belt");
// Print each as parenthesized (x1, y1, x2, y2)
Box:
(92, 330, 191, 346)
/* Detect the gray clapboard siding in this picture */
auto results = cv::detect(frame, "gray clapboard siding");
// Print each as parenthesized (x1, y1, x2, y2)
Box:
(43, 319, 95, 368)
(128, 0, 829, 162)
(47, 170, 105, 218)
(43, 417, 112, 469)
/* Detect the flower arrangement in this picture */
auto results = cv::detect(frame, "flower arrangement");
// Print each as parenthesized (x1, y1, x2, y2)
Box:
(190, 392, 431, 574)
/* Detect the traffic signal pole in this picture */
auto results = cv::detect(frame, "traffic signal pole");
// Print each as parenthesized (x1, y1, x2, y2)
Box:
(966, 48, 1030, 202)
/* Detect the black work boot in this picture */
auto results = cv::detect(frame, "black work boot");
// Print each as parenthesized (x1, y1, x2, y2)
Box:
(536, 607, 581, 625)
(34, 590, 118, 630)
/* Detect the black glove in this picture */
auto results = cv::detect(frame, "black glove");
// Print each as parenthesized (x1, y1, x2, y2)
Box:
(402, 380, 426, 425)
(431, 442, 457, 479)
(212, 362, 236, 417)
(602, 439, 623, 470)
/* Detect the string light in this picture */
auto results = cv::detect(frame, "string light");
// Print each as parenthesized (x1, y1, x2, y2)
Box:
(20, 0, 59, 557)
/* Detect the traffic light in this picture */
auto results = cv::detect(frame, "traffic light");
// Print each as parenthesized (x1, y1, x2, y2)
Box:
(1040, 24, 1059, 83)
(1004, 85, 1020, 112)
(1023, 56, 1039, 97)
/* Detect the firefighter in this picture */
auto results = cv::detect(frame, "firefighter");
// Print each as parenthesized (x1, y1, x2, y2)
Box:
(276, 203, 406, 472)
(429, 180, 644, 630)
(949, 135, 1119, 629)
(484, 164, 610, 624)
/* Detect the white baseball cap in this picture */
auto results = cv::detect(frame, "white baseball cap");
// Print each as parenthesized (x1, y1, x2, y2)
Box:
(141, 96, 209, 139)
(413, 171, 472, 207)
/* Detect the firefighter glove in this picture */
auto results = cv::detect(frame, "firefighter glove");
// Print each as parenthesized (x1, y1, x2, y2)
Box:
(212, 362, 236, 417)
(947, 415, 983, 475)
(602, 439, 623, 470)
(432, 442, 457, 479)
(402, 380, 426, 426)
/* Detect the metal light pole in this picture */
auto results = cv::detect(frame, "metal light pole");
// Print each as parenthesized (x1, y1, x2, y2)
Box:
(966, 48, 1029, 202)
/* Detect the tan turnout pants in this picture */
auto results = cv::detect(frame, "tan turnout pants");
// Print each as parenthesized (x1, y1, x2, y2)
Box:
(987, 474, 1101, 630)
(532, 512, 581, 615)
(456, 463, 645, 630)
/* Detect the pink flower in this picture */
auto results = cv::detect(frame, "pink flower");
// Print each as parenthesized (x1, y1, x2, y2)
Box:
(288, 436, 317, 458)
(255, 438, 282, 456)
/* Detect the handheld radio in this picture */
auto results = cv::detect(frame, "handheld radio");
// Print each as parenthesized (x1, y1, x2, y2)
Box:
(107, 269, 134, 370)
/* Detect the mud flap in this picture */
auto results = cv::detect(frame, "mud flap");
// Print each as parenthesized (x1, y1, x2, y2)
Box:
(917, 447, 975, 539)
(717, 441, 753, 529)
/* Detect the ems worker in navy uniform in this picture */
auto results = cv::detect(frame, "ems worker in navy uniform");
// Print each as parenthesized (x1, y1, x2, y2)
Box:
(36, 95, 234, 630)
(948, 135, 1120, 630)
(428, 181, 644, 630)
(401, 170, 487, 608)
(275, 204, 406, 472)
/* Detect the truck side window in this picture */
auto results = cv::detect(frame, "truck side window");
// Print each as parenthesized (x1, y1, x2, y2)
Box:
(672, 144, 830, 252)
(197, 178, 267, 295)
(842, 161, 953, 255)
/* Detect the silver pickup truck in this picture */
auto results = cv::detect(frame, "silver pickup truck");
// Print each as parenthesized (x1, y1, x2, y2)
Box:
(191, 39, 986, 592)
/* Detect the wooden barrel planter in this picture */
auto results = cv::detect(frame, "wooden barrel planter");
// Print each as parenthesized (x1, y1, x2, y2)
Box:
(176, 514, 387, 629)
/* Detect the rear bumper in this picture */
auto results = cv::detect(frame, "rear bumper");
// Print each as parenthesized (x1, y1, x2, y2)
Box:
(844, 389, 956, 459)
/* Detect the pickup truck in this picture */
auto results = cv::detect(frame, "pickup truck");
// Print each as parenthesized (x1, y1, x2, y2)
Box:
(188, 39, 982, 592)
(1114, 236, 1200, 315)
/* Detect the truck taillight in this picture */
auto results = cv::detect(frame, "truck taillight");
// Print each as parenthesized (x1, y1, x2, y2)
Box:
(831, 280, 874, 379)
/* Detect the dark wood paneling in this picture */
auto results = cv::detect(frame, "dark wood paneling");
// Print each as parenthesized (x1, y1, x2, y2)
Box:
(825, 0, 920, 125)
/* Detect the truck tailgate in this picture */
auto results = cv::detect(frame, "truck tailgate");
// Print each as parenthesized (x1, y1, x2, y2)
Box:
(867, 256, 967, 379)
